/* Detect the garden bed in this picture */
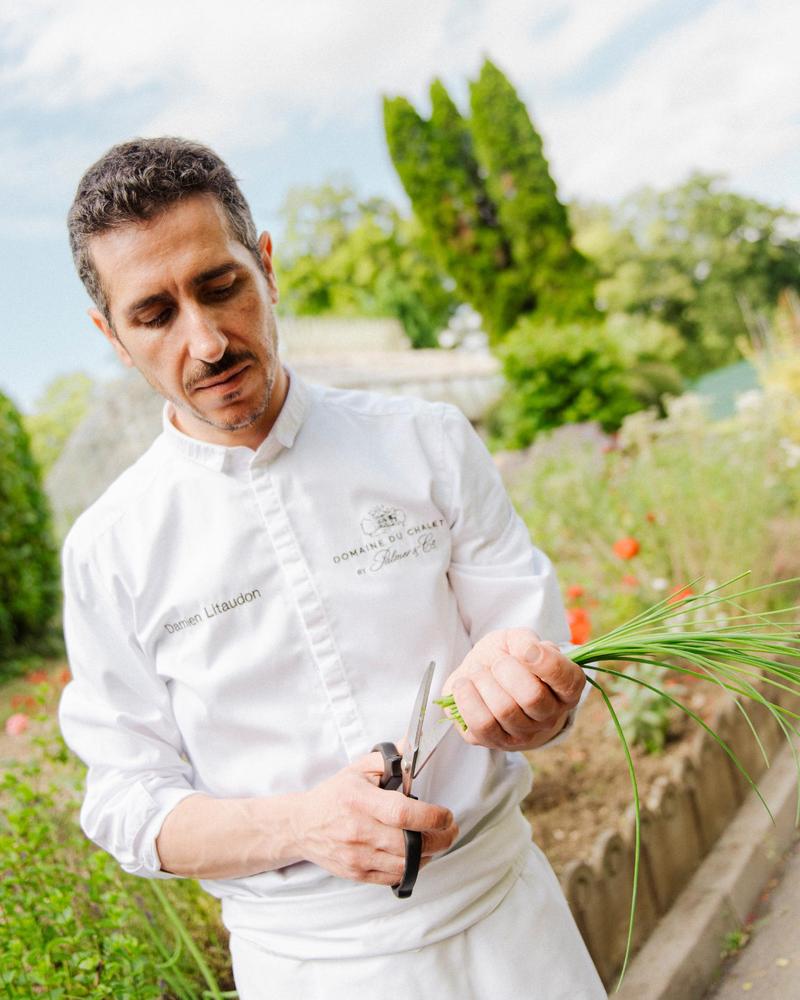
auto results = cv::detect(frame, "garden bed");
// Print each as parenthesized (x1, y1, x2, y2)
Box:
(523, 679, 723, 877)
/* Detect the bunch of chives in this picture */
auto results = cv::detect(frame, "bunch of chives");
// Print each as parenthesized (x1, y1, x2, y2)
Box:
(435, 574, 800, 988)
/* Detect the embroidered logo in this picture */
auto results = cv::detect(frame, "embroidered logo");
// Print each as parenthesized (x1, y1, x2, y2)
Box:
(331, 503, 445, 575)
(360, 504, 406, 537)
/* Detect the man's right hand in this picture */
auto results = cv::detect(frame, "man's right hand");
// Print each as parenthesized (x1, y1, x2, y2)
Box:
(292, 751, 459, 886)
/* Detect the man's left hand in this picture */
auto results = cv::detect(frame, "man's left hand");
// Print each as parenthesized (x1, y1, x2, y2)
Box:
(441, 628, 586, 751)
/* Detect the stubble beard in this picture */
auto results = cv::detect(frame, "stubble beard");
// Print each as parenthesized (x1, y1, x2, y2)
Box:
(149, 348, 278, 434)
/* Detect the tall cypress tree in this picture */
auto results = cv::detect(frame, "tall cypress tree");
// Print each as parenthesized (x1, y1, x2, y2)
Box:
(383, 59, 596, 341)
(384, 82, 516, 339)
(469, 59, 596, 322)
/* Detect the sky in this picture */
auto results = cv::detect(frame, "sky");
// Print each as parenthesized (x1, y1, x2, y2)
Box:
(1, 0, 798, 412)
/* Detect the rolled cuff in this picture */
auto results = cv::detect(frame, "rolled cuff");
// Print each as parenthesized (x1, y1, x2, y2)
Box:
(82, 780, 199, 880)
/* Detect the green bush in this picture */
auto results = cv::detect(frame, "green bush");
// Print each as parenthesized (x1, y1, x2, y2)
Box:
(0, 391, 60, 670)
(488, 318, 643, 448)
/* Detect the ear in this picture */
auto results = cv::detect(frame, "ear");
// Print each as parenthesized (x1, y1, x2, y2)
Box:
(258, 231, 279, 305)
(89, 308, 134, 368)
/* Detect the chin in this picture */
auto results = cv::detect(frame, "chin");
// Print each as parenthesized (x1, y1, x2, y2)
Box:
(200, 390, 271, 433)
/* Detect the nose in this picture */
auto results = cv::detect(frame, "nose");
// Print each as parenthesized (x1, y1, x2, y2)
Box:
(182, 305, 228, 363)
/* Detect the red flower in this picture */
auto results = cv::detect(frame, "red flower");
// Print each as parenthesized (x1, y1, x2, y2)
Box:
(621, 574, 639, 587)
(5, 713, 29, 737)
(566, 584, 585, 600)
(613, 537, 640, 560)
(667, 586, 694, 605)
(568, 607, 592, 645)
(26, 670, 48, 685)
(58, 667, 72, 686)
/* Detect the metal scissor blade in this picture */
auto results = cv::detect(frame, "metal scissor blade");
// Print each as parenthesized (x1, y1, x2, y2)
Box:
(413, 712, 454, 778)
(401, 661, 436, 787)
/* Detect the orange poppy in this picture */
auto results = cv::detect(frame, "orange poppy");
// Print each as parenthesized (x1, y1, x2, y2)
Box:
(568, 607, 592, 645)
(613, 537, 640, 560)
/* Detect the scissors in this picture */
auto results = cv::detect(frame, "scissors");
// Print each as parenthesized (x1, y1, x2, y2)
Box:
(372, 660, 452, 899)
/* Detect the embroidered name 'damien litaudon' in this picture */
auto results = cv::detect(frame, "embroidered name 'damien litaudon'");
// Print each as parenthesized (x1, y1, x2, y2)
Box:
(163, 589, 262, 635)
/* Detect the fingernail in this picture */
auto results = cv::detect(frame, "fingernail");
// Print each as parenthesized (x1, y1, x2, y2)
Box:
(524, 643, 543, 664)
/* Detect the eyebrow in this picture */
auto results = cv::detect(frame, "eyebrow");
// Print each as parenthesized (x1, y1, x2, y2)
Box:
(124, 262, 241, 320)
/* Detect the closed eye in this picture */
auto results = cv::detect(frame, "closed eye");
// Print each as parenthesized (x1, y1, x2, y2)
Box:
(205, 280, 238, 301)
(143, 307, 173, 329)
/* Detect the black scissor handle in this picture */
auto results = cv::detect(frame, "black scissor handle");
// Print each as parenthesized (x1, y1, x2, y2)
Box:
(372, 742, 423, 899)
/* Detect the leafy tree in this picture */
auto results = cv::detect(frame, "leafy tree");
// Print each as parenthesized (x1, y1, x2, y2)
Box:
(384, 59, 595, 342)
(275, 180, 456, 348)
(0, 391, 60, 663)
(572, 174, 800, 377)
(24, 372, 95, 477)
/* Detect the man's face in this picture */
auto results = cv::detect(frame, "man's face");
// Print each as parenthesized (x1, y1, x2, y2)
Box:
(88, 193, 285, 447)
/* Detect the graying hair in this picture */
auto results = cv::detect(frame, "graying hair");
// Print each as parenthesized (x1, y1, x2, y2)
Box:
(67, 136, 261, 323)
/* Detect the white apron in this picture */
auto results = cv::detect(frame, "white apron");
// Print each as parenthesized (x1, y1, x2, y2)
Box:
(229, 843, 606, 1000)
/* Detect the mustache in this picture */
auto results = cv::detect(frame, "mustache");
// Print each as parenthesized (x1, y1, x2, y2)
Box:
(185, 350, 258, 392)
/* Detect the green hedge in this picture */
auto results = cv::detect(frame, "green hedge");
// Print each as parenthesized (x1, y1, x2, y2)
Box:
(0, 391, 60, 668)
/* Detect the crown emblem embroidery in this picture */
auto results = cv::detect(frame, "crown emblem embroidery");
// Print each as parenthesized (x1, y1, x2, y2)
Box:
(360, 504, 407, 537)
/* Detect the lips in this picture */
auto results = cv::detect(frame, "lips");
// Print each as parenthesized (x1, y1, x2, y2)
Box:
(193, 363, 249, 393)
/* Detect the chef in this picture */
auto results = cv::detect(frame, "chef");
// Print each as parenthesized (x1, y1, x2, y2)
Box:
(59, 137, 606, 999)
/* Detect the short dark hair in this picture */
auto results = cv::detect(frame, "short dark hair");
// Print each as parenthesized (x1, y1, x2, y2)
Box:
(67, 136, 261, 322)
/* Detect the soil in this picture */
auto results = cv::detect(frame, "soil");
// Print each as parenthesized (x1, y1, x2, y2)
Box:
(522, 680, 724, 877)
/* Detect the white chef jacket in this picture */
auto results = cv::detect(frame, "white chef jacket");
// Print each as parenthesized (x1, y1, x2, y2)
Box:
(59, 370, 581, 962)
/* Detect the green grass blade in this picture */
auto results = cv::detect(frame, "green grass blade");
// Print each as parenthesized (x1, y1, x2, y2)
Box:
(587, 677, 640, 991)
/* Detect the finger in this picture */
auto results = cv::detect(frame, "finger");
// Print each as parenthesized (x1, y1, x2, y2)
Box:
(471, 668, 539, 739)
(345, 804, 457, 859)
(421, 821, 459, 857)
(360, 867, 409, 886)
(450, 676, 510, 749)
(507, 638, 586, 706)
(368, 785, 454, 832)
(490, 654, 562, 723)
(352, 750, 393, 783)
(503, 628, 542, 661)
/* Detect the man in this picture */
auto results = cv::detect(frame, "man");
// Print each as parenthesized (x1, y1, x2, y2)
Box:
(59, 137, 605, 999)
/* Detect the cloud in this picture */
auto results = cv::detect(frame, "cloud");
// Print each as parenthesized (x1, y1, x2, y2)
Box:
(0, 0, 797, 207)
(538, 0, 800, 204)
(0, 0, 663, 145)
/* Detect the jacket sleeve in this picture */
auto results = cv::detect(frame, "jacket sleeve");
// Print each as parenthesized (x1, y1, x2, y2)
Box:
(58, 535, 198, 878)
(439, 404, 592, 744)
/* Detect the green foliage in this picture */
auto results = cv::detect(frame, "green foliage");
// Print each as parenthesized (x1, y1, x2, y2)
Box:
(572, 174, 800, 377)
(24, 372, 95, 477)
(488, 317, 662, 448)
(468, 59, 596, 324)
(0, 391, 60, 669)
(276, 180, 456, 347)
(384, 59, 594, 342)
(0, 726, 233, 998)
(506, 392, 800, 640)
